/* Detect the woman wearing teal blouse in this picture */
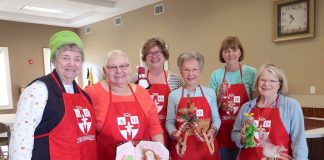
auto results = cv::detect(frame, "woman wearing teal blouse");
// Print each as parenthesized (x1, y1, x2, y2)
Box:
(208, 36, 257, 160)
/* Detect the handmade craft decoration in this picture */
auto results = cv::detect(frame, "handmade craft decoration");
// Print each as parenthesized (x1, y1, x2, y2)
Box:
(122, 155, 134, 160)
(143, 149, 161, 160)
(243, 110, 293, 160)
(135, 66, 150, 89)
(243, 112, 257, 148)
(117, 141, 168, 160)
(261, 138, 292, 160)
(221, 95, 234, 113)
(175, 94, 214, 156)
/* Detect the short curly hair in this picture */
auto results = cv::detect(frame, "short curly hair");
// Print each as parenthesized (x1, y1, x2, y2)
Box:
(141, 37, 169, 62)
(177, 51, 204, 70)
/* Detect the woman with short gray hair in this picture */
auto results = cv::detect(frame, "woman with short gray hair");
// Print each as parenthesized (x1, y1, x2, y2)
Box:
(85, 50, 164, 159)
(10, 30, 96, 160)
(177, 51, 204, 70)
(166, 51, 221, 160)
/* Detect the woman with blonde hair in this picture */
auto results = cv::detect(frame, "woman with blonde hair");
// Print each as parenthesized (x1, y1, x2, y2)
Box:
(232, 63, 308, 159)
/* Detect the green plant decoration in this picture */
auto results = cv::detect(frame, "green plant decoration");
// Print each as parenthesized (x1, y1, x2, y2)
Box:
(243, 113, 257, 148)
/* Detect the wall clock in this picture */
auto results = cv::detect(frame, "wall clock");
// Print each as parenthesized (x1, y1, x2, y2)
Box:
(273, 0, 315, 42)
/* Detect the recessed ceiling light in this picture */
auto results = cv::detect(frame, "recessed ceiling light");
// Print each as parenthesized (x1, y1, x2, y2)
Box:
(22, 5, 64, 14)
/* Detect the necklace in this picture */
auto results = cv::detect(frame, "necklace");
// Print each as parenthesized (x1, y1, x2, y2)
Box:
(256, 96, 278, 121)
(255, 106, 272, 145)
(255, 96, 278, 144)
(256, 105, 272, 121)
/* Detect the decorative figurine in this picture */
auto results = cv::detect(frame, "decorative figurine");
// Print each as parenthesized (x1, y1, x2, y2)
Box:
(135, 66, 150, 89)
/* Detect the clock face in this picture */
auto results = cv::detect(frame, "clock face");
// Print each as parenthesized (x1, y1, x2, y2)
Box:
(280, 2, 308, 34)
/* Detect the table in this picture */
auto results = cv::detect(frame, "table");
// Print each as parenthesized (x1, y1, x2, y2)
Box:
(304, 117, 324, 160)
(305, 117, 324, 138)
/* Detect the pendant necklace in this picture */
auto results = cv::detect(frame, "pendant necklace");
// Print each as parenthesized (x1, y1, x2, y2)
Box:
(256, 96, 278, 143)
(256, 106, 272, 143)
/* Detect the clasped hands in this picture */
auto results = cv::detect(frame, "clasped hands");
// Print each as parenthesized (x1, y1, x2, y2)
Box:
(171, 128, 216, 141)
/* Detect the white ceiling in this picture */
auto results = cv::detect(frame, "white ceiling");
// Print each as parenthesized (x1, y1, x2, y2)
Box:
(0, 0, 162, 28)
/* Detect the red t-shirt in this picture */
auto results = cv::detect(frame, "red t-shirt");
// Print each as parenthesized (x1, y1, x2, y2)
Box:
(85, 82, 163, 137)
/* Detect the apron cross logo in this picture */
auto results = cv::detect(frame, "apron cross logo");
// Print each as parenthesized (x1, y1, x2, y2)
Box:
(117, 113, 139, 141)
(254, 120, 271, 144)
(73, 106, 92, 135)
(195, 109, 204, 119)
(151, 93, 164, 113)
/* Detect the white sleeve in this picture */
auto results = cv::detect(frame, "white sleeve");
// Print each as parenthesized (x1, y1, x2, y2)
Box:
(9, 81, 48, 160)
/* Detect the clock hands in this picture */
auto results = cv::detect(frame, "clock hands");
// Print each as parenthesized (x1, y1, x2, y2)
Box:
(289, 14, 295, 24)
(286, 14, 295, 27)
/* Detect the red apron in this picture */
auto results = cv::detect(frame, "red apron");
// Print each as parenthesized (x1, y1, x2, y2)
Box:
(34, 73, 97, 160)
(217, 64, 249, 148)
(170, 86, 220, 160)
(238, 97, 292, 160)
(147, 70, 171, 147)
(96, 84, 151, 159)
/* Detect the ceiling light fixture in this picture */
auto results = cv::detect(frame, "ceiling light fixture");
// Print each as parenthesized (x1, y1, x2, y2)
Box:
(22, 5, 64, 14)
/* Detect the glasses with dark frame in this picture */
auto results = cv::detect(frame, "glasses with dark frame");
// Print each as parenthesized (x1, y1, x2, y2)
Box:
(147, 51, 162, 57)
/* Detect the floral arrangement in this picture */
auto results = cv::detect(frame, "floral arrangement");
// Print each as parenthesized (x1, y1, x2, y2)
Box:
(221, 96, 234, 113)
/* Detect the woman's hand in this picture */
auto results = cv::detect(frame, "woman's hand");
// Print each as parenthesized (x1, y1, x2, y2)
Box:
(240, 124, 247, 144)
(217, 80, 230, 105)
(171, 130, 182, 142)
(151, 134, 164, 146)
(206, 128, 215, 145)
(207, 128, 216, 138)
(218, 79, 230, 96)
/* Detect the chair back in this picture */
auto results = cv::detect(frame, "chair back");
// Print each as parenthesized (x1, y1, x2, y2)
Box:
(0, 122, 9, 159)
(0, 123, 10, 141)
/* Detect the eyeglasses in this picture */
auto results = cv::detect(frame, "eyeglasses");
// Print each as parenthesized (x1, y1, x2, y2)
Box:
(181, 68, 200, 74)
(258, 78, 279, 84)
(106, 64, 130, 72)
(147, 51, 162, 57)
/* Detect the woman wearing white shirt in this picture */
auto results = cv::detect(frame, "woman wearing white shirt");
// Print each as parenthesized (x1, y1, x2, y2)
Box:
(9, 30, 96, 160)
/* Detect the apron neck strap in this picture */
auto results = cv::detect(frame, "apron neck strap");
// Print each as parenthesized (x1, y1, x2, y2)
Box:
(51, 71, 81, 93)
(51, 72, 63, 91)
(257, 95, 279, 108)
(222, 63, 243, 83)
(108, 83, 138, 102)
(181, 85, 204, 98)
(147, 70, 168, 84)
